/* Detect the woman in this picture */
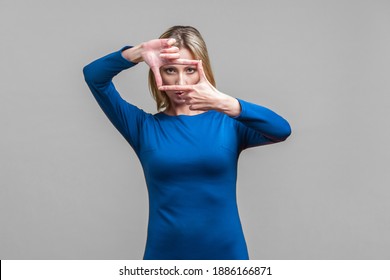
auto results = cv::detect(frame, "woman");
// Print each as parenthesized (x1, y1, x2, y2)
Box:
(83, 26, 291, 260)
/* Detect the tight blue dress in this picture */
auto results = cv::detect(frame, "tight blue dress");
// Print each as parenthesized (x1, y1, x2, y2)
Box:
(83, 46, 291, 260)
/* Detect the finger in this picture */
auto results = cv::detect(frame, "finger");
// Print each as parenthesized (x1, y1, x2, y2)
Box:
(189, 104, 207, 111)
(160, 46, 179, 53)
(160, 53, 180, 60)
(151, 66, 163, 87)
(197, 60, 207, 80)
(161, 59, 199, 65)
(158, 85, 194, 92)
(188, 103, 211, 111)
(160, 38, 176, 48)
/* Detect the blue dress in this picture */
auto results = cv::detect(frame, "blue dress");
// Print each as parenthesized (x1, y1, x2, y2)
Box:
(83, 47, 291, 260)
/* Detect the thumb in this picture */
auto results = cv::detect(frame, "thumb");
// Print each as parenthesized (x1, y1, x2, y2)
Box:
(160, 38, 176, 48)
(197, 60, 207, 81)
(151, 66, 163, 87)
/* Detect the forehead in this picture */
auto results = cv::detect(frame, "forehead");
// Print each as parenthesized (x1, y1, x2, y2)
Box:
(178, 48, 195, 60)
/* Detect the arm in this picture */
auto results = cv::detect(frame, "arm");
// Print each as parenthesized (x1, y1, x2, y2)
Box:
(205, 94, 291, 148)
(202, 90, 291, 148)
(83, 40, 198, 150)
(233, 99, 291, 149)
(83, 46, 148, 150)
(158, 60, 291, 148)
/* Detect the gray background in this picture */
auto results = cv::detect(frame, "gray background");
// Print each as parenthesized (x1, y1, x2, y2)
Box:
(1, 0, 389, 259)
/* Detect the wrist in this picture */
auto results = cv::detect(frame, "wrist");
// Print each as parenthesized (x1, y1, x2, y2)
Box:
(217, 93, 241, 117)
(122, 44, 144, 63)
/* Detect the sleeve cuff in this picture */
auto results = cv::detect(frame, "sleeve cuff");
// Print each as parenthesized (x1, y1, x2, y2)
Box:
(231, 98, 246, 119)
(119, 46, 138, 67)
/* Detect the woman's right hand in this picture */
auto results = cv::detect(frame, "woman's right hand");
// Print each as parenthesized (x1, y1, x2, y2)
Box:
(123, 38, 197, 87)
(140, 39, 181, 87)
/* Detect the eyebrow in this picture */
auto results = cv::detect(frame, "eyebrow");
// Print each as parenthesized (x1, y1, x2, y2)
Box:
(162, 65, 196, 69)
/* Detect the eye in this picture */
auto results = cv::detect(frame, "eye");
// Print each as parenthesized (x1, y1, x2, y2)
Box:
(186, 67, 197, 74)
(164, 67, 176, 75)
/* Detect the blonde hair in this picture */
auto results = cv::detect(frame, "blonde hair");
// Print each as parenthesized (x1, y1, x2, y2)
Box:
(148, 26, 216, 111)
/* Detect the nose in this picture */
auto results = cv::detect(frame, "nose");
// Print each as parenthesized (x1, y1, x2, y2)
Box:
(175, 73, 187, 85)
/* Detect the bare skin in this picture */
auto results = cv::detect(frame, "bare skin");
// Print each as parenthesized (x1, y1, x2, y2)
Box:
(122, 39, 241, 117)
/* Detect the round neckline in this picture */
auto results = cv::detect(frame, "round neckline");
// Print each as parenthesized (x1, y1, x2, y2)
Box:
(157, 110, 214, 118)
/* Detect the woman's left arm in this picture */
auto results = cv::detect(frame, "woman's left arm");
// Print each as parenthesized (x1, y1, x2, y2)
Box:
(230, 98, 291, 149)
(158, 60, 291, 146)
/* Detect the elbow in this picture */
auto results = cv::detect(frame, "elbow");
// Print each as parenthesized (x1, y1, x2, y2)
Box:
(280, 120, 292, 140)
(271, 120, 292, 143)
(82, 64, 93, 85)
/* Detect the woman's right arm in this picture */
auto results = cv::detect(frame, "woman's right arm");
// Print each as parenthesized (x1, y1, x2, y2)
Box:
(83, 45, 148, 151)
(82, 39, 187, 149)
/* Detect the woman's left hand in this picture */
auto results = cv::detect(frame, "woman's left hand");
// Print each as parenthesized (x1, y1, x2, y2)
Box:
(158, 60, 241, 117)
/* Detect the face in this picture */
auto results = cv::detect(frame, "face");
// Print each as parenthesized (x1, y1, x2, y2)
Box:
(160, 48, 200, 106)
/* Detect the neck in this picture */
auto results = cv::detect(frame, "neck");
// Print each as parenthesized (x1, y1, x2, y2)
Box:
(163, 104, 204, 116)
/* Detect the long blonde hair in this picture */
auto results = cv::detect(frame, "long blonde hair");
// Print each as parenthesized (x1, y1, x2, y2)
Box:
(148, 26, 216, 111)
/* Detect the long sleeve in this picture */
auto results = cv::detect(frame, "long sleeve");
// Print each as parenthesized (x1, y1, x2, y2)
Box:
(83, 47, 149, 151)
(234, 99, 291, 150)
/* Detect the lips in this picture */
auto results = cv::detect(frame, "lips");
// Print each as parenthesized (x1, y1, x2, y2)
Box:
(175, 91, 184, 96)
